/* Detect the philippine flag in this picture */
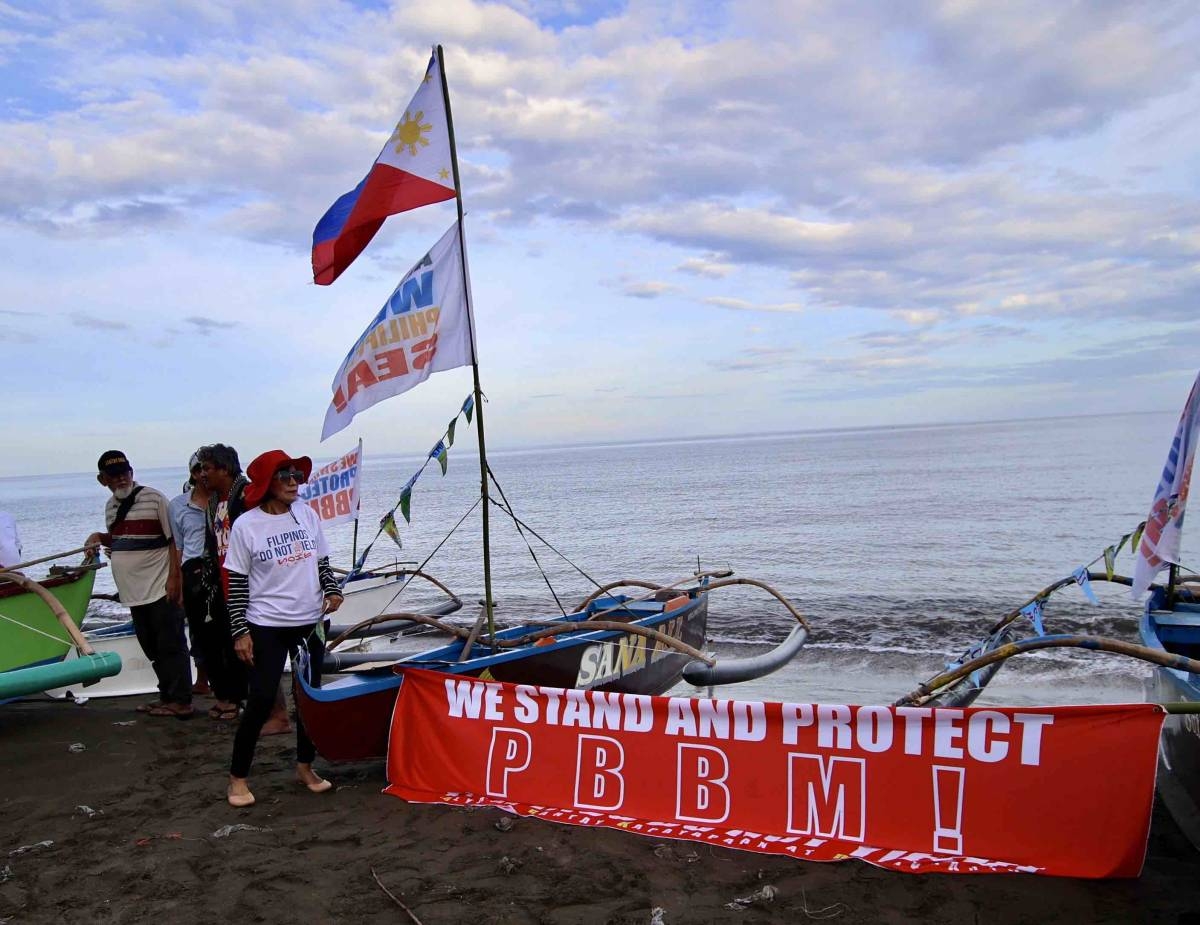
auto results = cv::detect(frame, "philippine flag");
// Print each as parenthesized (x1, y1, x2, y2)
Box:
(312, 53, 457, 285)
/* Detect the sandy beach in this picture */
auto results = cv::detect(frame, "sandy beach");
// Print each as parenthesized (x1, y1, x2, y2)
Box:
(1, 694, 1198, 924)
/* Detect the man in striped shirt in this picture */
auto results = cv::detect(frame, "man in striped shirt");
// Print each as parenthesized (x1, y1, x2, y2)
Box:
(85, 450, 192, 718)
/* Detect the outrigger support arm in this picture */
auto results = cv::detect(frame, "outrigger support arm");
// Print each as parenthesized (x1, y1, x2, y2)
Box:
(323, 611, 715, 666)
(577, 573, 809, 630)
(578, 572, 812, 685)
(0, 546, 93, 576)
(895, 633, 1200, 707)
(324, 569, 463, 650)
(575, 568, 735, 610)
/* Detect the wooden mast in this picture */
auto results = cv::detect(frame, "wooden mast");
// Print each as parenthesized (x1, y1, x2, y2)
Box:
(436, 44, 497, 640)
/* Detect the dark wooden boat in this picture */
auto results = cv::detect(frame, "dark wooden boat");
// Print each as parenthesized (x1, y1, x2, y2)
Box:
(296, 589, 708, 761)
(1140, 585, 1200, 850)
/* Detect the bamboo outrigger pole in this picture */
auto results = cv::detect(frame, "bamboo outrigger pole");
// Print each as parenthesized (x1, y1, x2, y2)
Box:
(437, 44, 497, 641)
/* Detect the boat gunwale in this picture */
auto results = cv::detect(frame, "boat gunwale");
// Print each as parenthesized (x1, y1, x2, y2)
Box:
(297, 594, 706, 702)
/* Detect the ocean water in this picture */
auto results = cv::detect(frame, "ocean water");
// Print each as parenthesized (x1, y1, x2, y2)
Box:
(1, 411, 1184, 707)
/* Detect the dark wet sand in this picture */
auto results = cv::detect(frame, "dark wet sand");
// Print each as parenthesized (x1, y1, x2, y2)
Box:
(3, 695, 1200, 924)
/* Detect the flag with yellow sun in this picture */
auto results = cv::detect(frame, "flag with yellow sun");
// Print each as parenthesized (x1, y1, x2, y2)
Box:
(313, 53, 457, 285)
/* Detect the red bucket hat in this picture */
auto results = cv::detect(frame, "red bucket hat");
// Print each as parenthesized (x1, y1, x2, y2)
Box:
(243, 449, 313, 508)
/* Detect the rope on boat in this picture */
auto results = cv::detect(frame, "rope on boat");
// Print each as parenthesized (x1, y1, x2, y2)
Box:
(0, 569, 95, 656)
(344, 498, 480, 621)
(484, 477, 603, 590)
(485, 472, 569, 616)
(895, 634, 1200, 707)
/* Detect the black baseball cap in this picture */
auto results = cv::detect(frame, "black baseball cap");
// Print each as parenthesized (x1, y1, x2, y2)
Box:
(97, 450, 132, 476)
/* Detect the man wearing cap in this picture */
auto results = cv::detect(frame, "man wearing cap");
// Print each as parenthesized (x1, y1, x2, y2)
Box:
(85, 450, 192, 718)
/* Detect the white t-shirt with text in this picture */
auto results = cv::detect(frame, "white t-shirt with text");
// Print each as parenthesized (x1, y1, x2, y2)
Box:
(224, 503, 330, 628)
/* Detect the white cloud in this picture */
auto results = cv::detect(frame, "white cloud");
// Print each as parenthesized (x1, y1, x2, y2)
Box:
(622, 280, 677, 299)
(676, 255, 735, 278)
(2, 0, 1200, 474)
(702, 297, 804, 314)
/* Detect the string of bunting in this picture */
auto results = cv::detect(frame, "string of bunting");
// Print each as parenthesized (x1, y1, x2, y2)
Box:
(346, 394, 476, 580)
(943, 520, 1147, 676)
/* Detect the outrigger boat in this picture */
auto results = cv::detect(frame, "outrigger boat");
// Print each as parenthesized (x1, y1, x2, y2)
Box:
(1142, 582, 1200, 849)
(0, 550, 121, 702)
(294, 47, 811, 762)
(898, 369, 1200, 850)
(298, 568, 810, 761)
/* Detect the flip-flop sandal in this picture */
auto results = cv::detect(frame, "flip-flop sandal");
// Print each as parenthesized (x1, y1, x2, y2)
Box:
(136, 700, 165, 713)
(209, 705, 241, 721)
(147, 704, 194, 720)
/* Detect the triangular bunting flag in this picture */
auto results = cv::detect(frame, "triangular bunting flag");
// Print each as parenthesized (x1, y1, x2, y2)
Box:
(462, 394, 474, 424)
(1103, 546, 1116, 581)
(429, 440, 448, 475)
(400, 486, 412, 523)
(379, 510, 403, 548)
(1019, 599, 1047, 636)
(1072, 567, 1099, 605)
(1130, 523, 1145, 563)
(446, 417, 456, 447)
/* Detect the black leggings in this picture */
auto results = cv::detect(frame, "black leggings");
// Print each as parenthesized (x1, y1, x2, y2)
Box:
(229, 623, 323, 778)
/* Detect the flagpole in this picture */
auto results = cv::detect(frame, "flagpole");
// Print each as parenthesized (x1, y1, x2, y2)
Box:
(350, 437, 362, 567)
(437, 44, 496, 641)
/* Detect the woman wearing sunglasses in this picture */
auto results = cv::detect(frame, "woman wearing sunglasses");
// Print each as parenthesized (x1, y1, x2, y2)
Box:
(223, 449, 344, 807)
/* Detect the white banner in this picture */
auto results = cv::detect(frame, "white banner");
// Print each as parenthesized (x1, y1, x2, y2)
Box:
(298, 440, 363, 528)
(1132, 370, 1200, 597)
(321, 220, 475, 440)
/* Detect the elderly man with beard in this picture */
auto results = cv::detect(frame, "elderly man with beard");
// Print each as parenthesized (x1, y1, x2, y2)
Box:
(85, 450, 192, 718)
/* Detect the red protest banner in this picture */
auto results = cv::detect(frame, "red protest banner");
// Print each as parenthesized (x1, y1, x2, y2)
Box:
(384, 669, 1165, 878)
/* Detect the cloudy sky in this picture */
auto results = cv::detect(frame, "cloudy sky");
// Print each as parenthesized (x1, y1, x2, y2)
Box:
(2, 0, 1199, 477)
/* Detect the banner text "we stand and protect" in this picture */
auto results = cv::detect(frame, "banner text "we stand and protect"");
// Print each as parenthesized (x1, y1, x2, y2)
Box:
(385, 669, 1164, 878)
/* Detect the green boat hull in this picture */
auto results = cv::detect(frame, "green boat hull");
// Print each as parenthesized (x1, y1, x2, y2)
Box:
(0, 567, 98, 674)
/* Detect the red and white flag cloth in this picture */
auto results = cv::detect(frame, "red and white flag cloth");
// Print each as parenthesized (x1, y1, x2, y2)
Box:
(1132, 369, 1200, 598)
(312, 52, 456, 285)
(321, 220, 474, 440)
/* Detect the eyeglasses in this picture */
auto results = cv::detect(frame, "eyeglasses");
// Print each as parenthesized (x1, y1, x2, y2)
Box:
(273, 468, 306, 483)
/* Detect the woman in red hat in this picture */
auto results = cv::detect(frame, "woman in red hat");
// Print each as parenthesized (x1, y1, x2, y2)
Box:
(223, 449, 343, 807)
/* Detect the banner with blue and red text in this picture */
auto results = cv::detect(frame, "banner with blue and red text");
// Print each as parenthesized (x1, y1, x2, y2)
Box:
(321, 220, 474, 440)
(299, 440, 362, 528)
(385, 669, 1164, 878)
(1132, 369, 1200, 597)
